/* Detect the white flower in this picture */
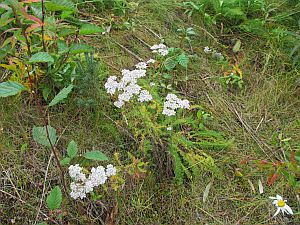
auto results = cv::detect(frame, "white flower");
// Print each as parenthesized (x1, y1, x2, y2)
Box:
(147, 58, 156, 64)
(87, 166, 108, 187)
(150, 43, 169, 56)
(269, 195, 293, 217)
(114, 100, 124, 108)
(105, 76, 120, 95)
(138, 90, 153, 102)
(162, 94, 190, 116)
(150, 82, 155, 87)
(167, 127, 172, 131)
(70, 182, 86, 199)
(135, 62, 147, 70)
(69, 164, 86, 182)
(204, 46, 211, 53)
(106, 164, 117, 177)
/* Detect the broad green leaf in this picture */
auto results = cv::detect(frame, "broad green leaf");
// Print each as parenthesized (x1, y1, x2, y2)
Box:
(49, 84, 73, 107)
(32, 126, 57, 148)
(60, 157, 71, 166)
(42, 86, 51, 101)
(67, 140, 78, 158)
(233, 39, 241, 53)
(45, 0, 76, 12)
(29, 52, 54, 64)
(46, 186, 62, 210)
(164, 57, 177, 71)
(58, 28, 76, 37)
(37, 223, 47, 225)
(70, 44, 93, 54)
(177, 53, 189, 68)
(83, 151, 109, 161)
(79, 23, 104, 35)
(0, 81, 25, 97)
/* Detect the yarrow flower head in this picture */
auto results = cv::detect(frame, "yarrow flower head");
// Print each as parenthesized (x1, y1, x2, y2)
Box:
(106, 164, 117, 177)
(68, 164, 117, 200)
(147, 58, 156, 64)
(269, 195, 293, 217)
(162, 93, 190, 116)
(135, 62, 147, 70)
(138, 90, 153, 102)
(150, 43, 169, 56)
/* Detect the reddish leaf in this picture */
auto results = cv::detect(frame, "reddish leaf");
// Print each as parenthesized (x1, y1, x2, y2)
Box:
(25, 23, 41, 33)
(290, 150, 295, 164)
(267, 173, 279, 186)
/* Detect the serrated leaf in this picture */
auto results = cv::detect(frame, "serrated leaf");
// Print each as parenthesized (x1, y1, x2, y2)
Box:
(177, 53, 189, 68)
(67, 140, 78, 158)
(32, 126, 57, 147)
(203, 181, 212, 203)
(29, 52, 54, 64)
(83, 151, 109, 161)
(58, 28, 76, 37)
(79, 23, 104, 35)
(46, 186, 62, 210)
(70, 44, 93, 54)
(45, 0, 76, 12)
(60, 157, 71, 166)
(164, 57, 177, 70)
(0, 81, 25, 97)
(233, 39, 241, 53)
(49, 84, 73, 107)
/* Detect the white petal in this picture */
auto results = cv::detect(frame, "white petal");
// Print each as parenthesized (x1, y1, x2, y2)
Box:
(269, 196, 277, 200)
(273, 208, 281, 217)
(276, 195, 282, 200)
(284, 205, 293, 215)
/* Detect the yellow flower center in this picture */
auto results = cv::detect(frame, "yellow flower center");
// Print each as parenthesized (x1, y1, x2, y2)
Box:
(278, 200, 285, 207)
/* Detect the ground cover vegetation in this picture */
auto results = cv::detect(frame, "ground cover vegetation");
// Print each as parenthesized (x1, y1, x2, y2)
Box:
(0, 0, 299, 224)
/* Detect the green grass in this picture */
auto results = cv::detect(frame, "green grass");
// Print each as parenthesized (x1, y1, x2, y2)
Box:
(1, 0, 300, 224)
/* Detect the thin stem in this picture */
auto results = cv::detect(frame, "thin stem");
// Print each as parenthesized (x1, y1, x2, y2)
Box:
(11, 6, 32, 56)
(41, 0, 46, 51)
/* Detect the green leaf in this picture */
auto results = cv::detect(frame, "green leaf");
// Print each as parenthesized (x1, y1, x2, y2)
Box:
(58, 28, 76, 37)
(83, 151, 109, 161)
(60, 157, 71, 166)
(67, 140, 78, 158)
(46, 186, 62, 210)
(70, 44, 94, 54)
(164, 57, 177, 71)
(79, 23, 105, 35)
(0, 81, 25, 97)
(29, 52, 54, 64)
(177, 53, 189, 68)
(233, 39, 241, 53)
(49, 84, 73, 107)
(46, 0, 76, 12)
(32, 126, 57, 148)
(42, 86, 51, 101)
(37, 223, 47, 225)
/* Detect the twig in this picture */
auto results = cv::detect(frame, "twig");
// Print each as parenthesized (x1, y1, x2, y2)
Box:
(133, 35, 151, 48)
(230, 104, 274, 162)
(110, 39, 144, 61)
(0, 189, 59, 225)
(192, 24, 219, 44)
(34, 95, 67, 193)
(102, 112, 138, 143)
(0, 164, 21, 200)
(34, 153, 53, 225)
(144, 26, 161, 39)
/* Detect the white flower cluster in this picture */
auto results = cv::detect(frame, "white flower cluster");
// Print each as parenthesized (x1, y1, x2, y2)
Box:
(162, 94, 190, 116)
(150, 44, 169, 56)
(105, 61, 155, 108)
(68, 164, 116, 200)
(203, 46, 224, 60)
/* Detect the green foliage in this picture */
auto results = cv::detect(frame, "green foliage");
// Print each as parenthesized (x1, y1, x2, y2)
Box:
(29, 52, 54, 64)
(67, 140, 78, 158)
(164, 48, 190, 70)
(83, 150, 109, 161)
(49, 84, 73, 107)
(0, 81, 25, 97)
(32, 126, 57, 148)
(46, 186, 62, 210)
(79, 23, 105, 35)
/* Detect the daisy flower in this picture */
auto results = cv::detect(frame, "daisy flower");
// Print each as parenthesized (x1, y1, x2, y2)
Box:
(269, 195, 293, 217)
